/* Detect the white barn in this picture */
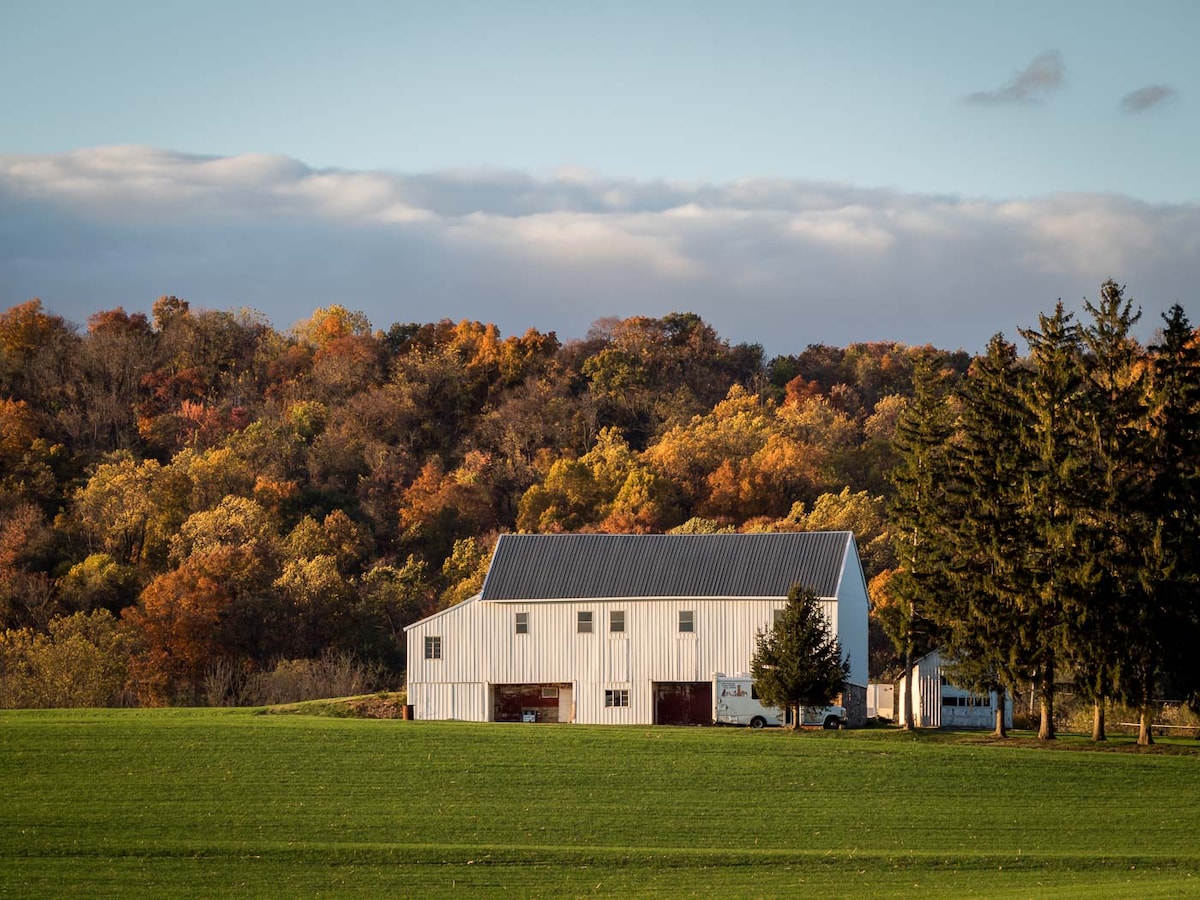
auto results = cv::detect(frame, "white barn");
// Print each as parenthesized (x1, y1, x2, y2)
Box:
(405, 532, 870, 726)
(897, 649, 1014, 730)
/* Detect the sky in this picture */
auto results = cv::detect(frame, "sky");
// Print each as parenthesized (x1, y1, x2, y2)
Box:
(2, 0, 1198, 354)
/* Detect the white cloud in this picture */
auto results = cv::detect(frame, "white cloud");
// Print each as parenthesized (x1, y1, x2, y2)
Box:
(2, 146, 1198, 353)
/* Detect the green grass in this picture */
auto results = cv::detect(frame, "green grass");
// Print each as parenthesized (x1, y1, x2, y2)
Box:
(3, 710, 1199, 897)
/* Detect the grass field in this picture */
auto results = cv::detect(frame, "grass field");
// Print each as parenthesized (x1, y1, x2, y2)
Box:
(3, 709, 1199, 897)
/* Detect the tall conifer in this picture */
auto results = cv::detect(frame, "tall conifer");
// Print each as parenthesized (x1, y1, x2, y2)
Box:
(938, 335, 1030, 737)
(1016, 304, 1092, 740)
(886, 360, 954, 729)
(1074, 281, 1147, 741)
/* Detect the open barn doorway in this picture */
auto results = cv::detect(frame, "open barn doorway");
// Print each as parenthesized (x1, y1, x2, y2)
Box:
(653, 681, 712, 726)
(492, 684, 573, 723)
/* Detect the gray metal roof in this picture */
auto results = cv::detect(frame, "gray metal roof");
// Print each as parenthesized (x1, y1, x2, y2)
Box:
(479, 532, 853, 601)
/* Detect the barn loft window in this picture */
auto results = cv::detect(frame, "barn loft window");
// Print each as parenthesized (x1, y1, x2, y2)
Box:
(515, 612, 528, 634)
(577, 611, 593, 633)
(610, 610, 625, 633)
(605, 689, 629, 708)
(678, 610, 694, 633)
(424, 636, 442, 660)
(773, 609, 784, 625)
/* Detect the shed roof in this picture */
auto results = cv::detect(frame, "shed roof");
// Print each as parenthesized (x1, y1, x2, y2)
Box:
(479, 532, 853, 601)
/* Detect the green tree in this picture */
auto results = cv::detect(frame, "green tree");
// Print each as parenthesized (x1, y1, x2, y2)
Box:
(885, 360, 954, 729)
(1136, 305, 1200, 744)
(1073, 281, 1147, 740)
(750, 585, 849, 727)
(937, 335, 1031, 739)
(1016, 304, 1093, 740)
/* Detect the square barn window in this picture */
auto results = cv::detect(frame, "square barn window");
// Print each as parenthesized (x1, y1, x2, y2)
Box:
(515, 612, 528, 634)
(424, 636, 442, 660)
(610, 610, 625, 633)
(605, 689, 629, 708)
(679, 610, 694, 633)
(577, 611, 593, 633)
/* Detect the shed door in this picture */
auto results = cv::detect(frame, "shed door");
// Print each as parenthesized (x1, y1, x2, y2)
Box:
(653, 682, 712, 726)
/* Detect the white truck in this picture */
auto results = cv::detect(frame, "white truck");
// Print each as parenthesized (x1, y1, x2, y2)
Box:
(713, 674, 846, 729)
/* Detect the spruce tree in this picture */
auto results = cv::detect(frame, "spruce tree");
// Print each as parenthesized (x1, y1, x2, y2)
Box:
(1137, 305, 1200, 744)
(938, 335, 1030, 738)
(886, 359, 955, 729)
(1074, 281, 1147, 741)
(750, 584, 850, 728)
(1016, 303, 1093, 740)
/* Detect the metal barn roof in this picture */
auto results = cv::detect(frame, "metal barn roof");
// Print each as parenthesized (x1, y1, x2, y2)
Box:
(479, 532, 853, 601)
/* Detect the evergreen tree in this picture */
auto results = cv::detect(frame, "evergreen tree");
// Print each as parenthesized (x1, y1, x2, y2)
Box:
(750, 584, 849, 727)
(938, 335, 1031, 738)
(1016, 303, 1093, 740)
(885, 359, 954, 729)
(1074, 281, 1147, 741)
(1137, 305, 1200, 744)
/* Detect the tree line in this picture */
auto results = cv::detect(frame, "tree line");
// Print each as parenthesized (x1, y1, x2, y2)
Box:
(883, 281, 1200, 744)
(2, 285, 1196, 727)
(1, 296, 961, 705)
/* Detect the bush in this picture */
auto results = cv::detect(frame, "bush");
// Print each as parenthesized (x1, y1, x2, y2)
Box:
(0, 611, 129, 707)
(204, 652, 386, 707)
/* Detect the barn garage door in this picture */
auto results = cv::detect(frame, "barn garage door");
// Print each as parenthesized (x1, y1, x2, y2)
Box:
(653, 682, 712, 726)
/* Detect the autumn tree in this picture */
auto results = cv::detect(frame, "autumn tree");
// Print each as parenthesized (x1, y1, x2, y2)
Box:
(0, 610, 128, 708)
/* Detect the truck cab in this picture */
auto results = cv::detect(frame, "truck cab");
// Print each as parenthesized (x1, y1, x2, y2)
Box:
(713, 674, 846, 729)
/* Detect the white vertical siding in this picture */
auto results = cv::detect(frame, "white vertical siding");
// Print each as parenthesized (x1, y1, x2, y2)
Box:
(897, 650, 1014, 729)
(406, 593, 863, 724)
(835, 541, 870, 688)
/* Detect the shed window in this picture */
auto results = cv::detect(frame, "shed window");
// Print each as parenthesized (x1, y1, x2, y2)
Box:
(577, 611, 593, 633)
(605, 689, 629, 708)
(515, 612, 528, 634)
(679, 610, 694, 633)
(610, 610, 625, 633)
(773, 609, 784, 626)
(424, 636, 442, 660)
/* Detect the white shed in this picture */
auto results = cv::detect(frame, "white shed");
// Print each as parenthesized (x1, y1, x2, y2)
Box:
(897, 649, 1013, 730)
(405, 531, 870, 726)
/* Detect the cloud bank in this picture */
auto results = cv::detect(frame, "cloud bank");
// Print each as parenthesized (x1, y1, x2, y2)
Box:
(2, 146, 1198, 355)
(965, 51, 1066, 105)
(1120, 84, 1178, 113)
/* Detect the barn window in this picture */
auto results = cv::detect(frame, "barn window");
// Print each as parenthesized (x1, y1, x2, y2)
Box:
(541, 686, 559, 699)
(424, 636, 442, 660)
(679, 610, 694, 633)
(605, 689, 629, 708)
(515, 612, 528, 634)
(610, 610, 625, 633)
(577, 611, 593, 633)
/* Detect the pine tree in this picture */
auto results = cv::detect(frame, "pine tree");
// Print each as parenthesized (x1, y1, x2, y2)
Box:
(750, 584, 849, 728)
(1016, 303, 1093, 740)
(938, 335, 1031, 738)
(885, 359, 955, 729)
(1136, 305, 1200, 744)
(1074, 281, 1147, 741)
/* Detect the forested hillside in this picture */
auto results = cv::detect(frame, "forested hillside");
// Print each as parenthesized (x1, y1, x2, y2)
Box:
(0, 296, 964, 704)
(1, 287, 1196, 730)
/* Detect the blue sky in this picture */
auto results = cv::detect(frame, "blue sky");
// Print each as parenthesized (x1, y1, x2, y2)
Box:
(2, 1, 1197, 352)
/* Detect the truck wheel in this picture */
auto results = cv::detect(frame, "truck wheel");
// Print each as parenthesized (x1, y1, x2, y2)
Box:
(823, 716, 840, 730)
(750, 716, 766, 729)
